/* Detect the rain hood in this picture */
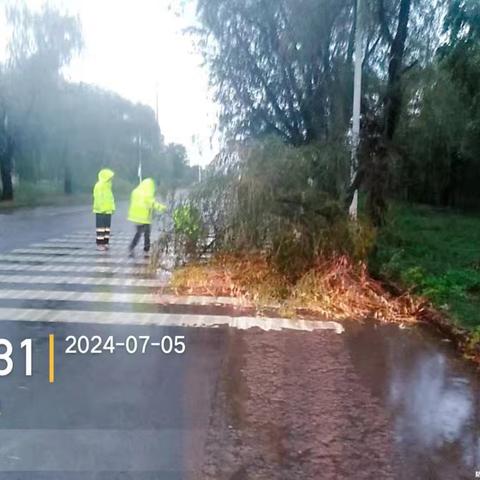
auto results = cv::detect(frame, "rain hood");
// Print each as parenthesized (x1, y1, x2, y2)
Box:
(98, 168, 115, 182)
(137, 178, 155, 196)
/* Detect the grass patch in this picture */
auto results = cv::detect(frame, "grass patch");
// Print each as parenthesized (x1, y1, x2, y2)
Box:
(375, 203, 480, 330)
(0, 180, 132, 210)
(0, 181, 88, 210)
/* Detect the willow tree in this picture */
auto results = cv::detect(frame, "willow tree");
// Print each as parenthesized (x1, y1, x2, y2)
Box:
(0, 4, 82, 200)
(392, 0, 480, 208)
(194, 0, 447, 224)
(195, 0, 358, 145)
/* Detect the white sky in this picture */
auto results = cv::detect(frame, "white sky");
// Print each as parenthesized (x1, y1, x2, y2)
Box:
(1, 0, 219, 166)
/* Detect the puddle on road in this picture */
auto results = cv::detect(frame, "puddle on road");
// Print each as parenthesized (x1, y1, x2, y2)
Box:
(212, 322, 480, 479)
(344, 321, 480, 479)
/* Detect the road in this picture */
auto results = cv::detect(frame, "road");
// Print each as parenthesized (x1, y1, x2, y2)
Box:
(0, 203, 479, 479)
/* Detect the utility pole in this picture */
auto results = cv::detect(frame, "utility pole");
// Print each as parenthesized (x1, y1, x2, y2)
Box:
(137, 133, 143, 182)
(155, 82, 159, 125)
(349, 0, 364, 220)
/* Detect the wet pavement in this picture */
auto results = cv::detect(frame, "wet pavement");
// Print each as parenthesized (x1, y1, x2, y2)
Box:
(0, 203, 479, 479)
(345, 321, 480, 479)
(0, 204, 226, 478)
(201, 325, 480, 479)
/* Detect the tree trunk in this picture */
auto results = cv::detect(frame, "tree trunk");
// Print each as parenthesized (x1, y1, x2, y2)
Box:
(64, 157, 72, 195)
(366, 146, 388, 226)
(383, 0, 412, 142)
(0, 137, 15, 201)
(367, 0, 412, 226)
(64, 166, 72, 195)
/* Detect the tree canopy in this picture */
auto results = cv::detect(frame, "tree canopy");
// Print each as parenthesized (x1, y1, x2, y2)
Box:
(193, 0, 480, 220)
(0, 4, 195, 201)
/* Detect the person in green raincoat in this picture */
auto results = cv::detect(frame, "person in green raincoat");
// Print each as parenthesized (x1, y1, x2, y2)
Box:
(128, 178, 166, 257)
(93, 168, 115, 251)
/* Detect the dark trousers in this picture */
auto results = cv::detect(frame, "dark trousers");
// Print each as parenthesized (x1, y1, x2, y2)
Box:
(130, 224, 151, 252)
(96, 214, 112, 245)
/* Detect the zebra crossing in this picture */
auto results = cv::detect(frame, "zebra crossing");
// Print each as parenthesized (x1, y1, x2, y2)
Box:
(0, 229, 344, 333)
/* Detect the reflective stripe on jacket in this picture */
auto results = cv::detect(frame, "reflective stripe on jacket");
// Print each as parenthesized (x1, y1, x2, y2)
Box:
(127, 178, 166, 225)
(93, 169, 116, 214)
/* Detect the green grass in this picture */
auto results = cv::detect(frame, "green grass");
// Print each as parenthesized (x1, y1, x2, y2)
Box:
(375, 203, 480, 330)
(0, 180, 131, 210)
(0, 181, 89, 210)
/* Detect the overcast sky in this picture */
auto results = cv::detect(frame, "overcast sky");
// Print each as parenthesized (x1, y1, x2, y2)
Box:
(1, 0, 219, 166)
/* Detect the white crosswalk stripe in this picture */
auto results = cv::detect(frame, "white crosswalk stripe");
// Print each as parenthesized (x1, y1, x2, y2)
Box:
(0, 289, 247, 306)
(14, 248, 106, 255)
(47, 238, 130, 244)
(0, 274, 161, 287)
(32, 243, 99, 249)
(0, 263, 150, 274)
(0, 230, 344, 333)
(0, 254, 149, 265)
(0, 308, 344, 332)
(65, 232, 131, 237)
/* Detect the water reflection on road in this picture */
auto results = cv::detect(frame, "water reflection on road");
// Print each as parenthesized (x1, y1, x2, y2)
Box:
(344, 321, 480, 479)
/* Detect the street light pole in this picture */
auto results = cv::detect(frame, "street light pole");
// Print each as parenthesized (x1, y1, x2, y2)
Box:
(155, 82, 159, 125)
(137, 133, 143, 182)
(349, 0, 363, 220)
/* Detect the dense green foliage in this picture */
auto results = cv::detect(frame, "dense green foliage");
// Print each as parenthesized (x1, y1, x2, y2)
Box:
(375, 204, 480, 329)
(173, 204, 203, 256)
(195, 0, 442, 143)
(190, 0, 480, 328)
(194, 138, 375, 278)
(173, 205, 202, 238)
(393, 0, 480, 208)
(194, 0, 480, 219)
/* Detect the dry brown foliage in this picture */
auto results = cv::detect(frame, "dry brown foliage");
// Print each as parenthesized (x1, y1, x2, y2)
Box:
(171, 253, 426, 323)
(291, 255, 425, 322)
(171, 253, 289, 301)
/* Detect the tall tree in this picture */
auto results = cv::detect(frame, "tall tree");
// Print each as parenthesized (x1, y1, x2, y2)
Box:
(195, 0, 448, 224)
(364, 0, 413, 225)
(393, 0, 480, 208)
(195, 0, 355, 145)
(0, 4, 82, 200)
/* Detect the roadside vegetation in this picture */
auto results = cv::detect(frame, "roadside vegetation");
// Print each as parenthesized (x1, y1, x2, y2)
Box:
(164, 0, 480, 360)
(0, 4, 197, 204)
(375, 204, 480, 331)
(169, 139, 421, 323)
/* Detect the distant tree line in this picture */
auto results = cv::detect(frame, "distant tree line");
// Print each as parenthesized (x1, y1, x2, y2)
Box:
(194, 0, 480, 222)
(0, 4, 197, 201)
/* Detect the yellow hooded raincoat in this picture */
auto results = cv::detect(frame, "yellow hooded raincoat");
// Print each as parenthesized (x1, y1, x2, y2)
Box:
(128, 178, 166, 225)
(93, 169, 116, 214)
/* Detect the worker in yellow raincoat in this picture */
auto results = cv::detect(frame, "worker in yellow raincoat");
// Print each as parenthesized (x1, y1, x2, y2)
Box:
(93, 168, 115, 251)
(127, 178, 166, 257)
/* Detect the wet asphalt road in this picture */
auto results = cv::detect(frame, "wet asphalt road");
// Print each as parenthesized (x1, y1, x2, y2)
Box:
(0, 203, 479, 479)
(0, 204, 97, 253)
(0, 203, 227, 478)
